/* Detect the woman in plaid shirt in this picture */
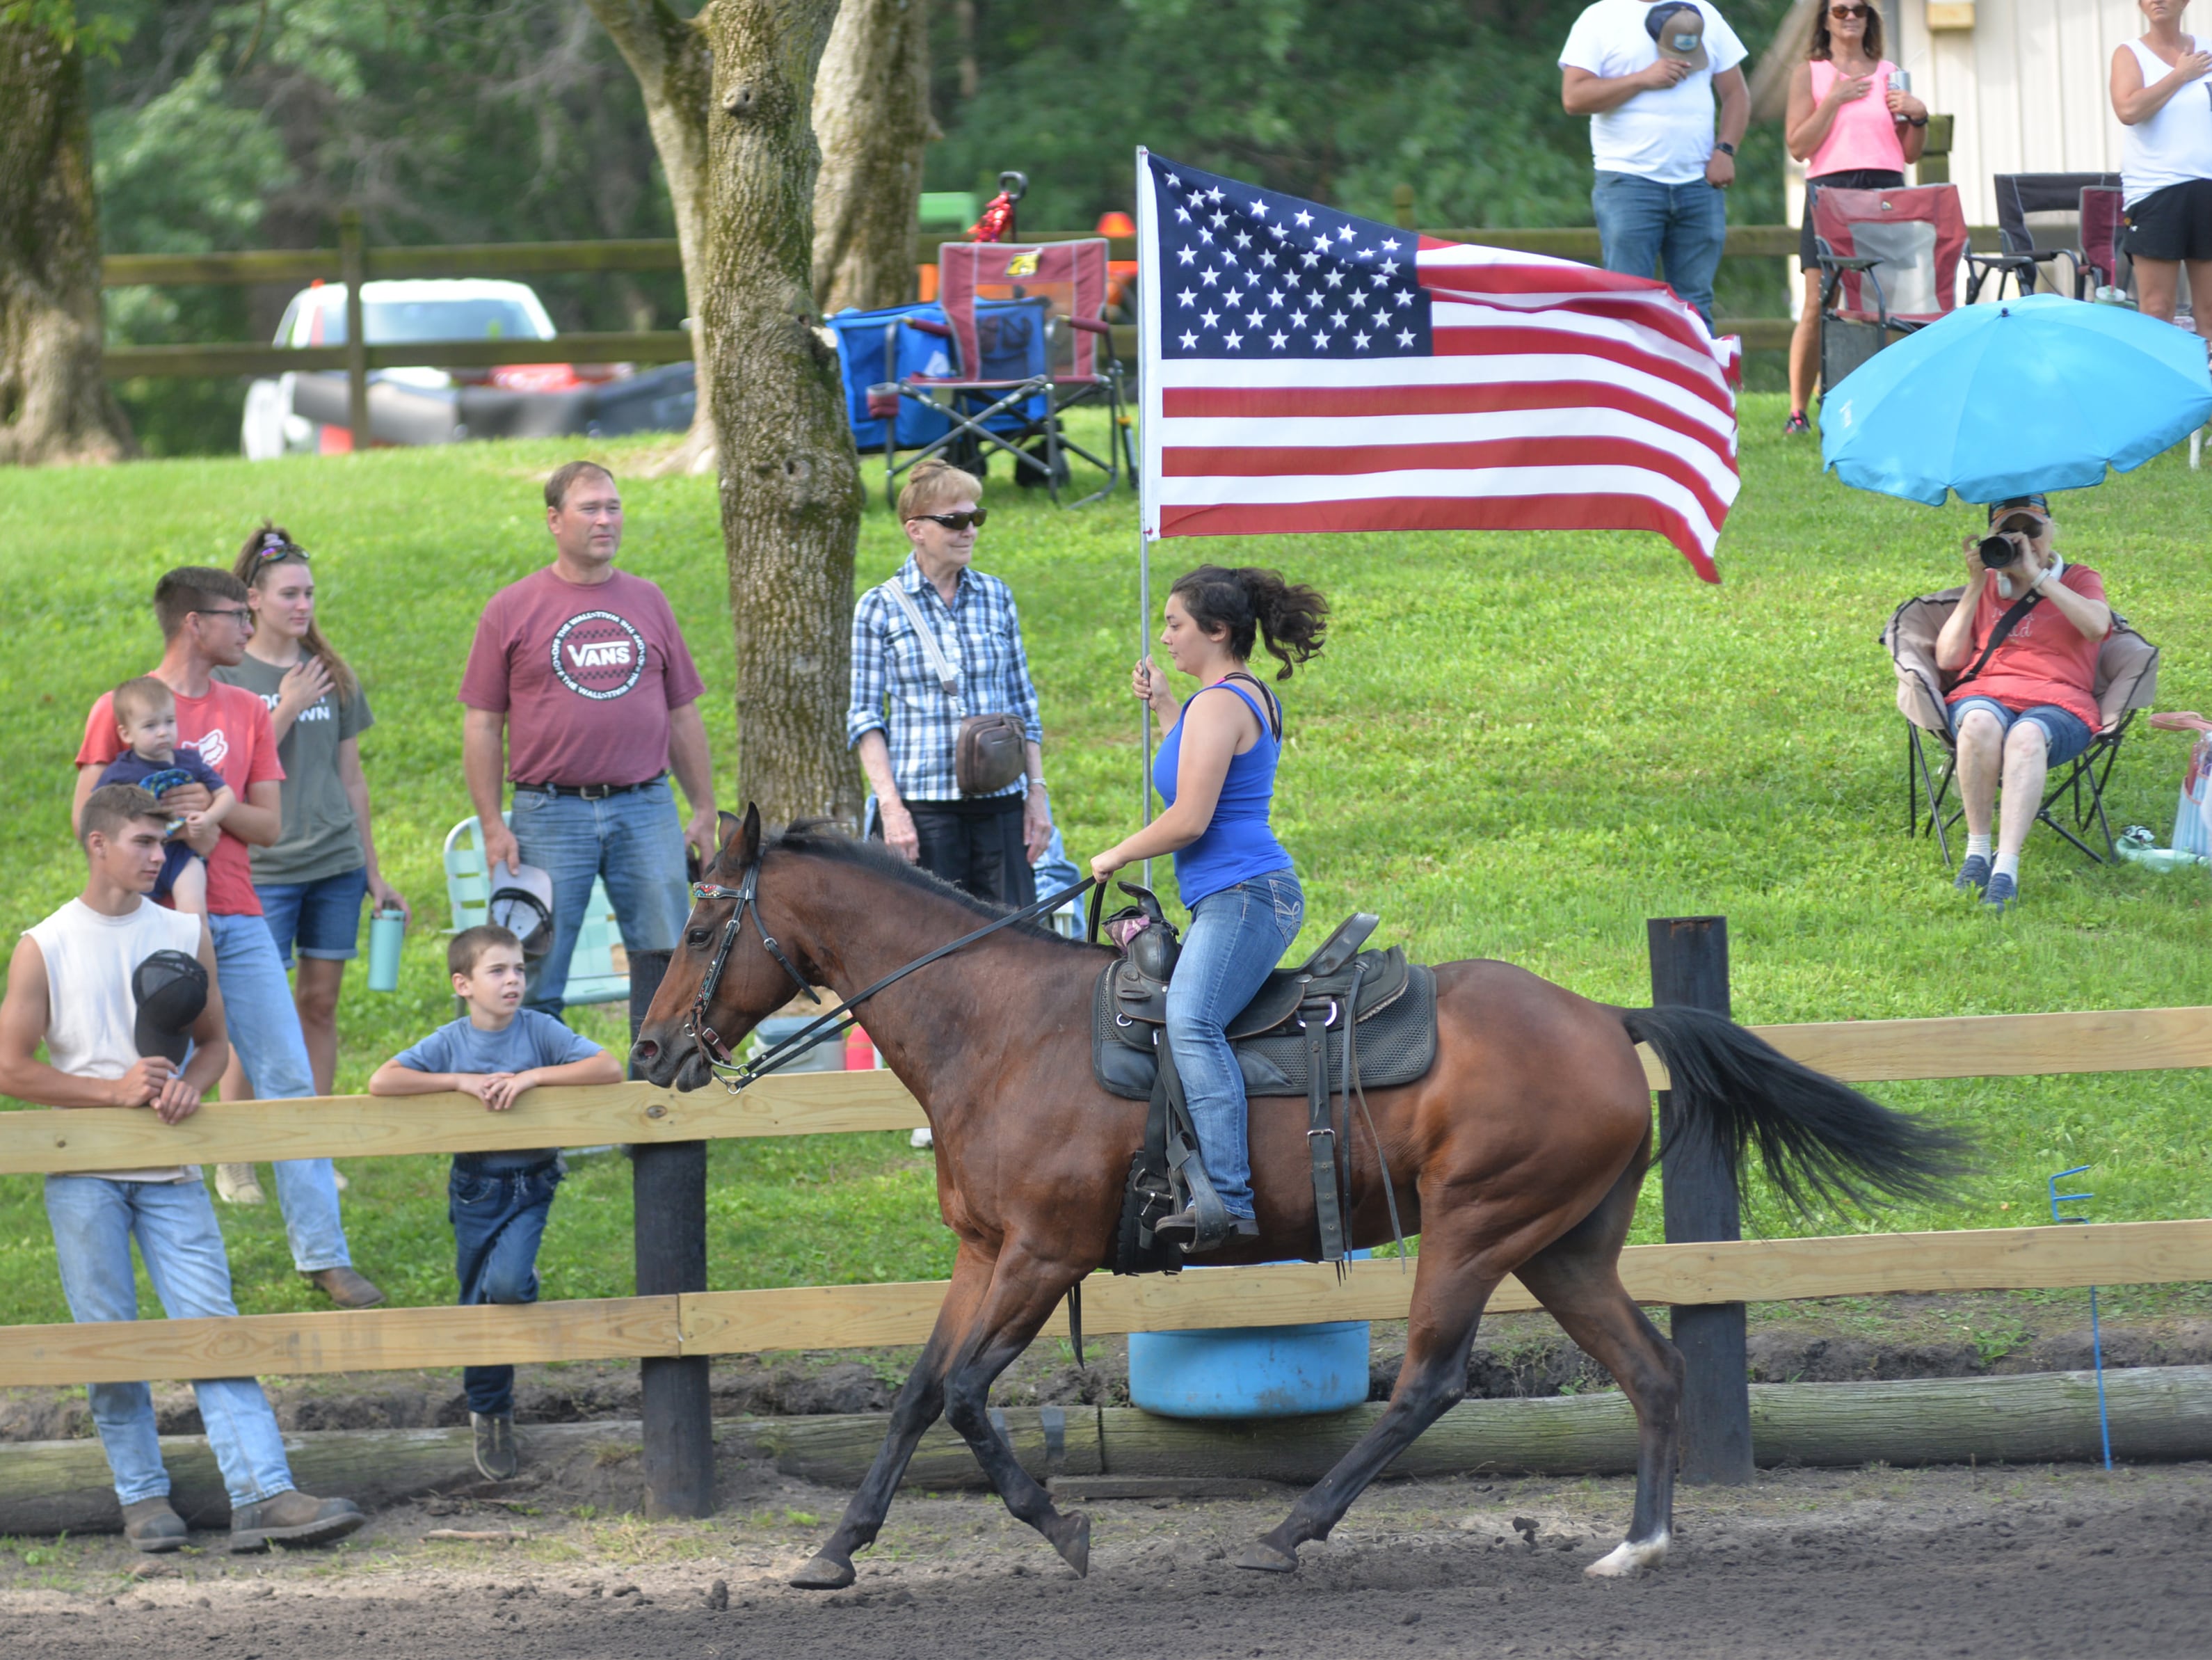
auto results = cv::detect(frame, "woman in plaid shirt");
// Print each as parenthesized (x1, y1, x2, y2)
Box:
(848, 461, 1052, 910)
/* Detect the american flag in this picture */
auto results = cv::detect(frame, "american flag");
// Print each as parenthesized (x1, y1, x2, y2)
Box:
(1136, 150, 1740, 581)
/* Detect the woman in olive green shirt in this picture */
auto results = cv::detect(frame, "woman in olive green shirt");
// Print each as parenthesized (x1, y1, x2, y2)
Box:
(214, 525, 409, 1117)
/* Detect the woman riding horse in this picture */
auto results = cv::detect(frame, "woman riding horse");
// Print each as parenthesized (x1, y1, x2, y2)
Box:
(1089, 566, 1327, 1255)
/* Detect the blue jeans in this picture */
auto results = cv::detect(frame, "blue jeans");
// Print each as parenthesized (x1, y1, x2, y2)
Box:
(451, 1158, 562, 1416)
(1591, 170, 1729, 332)
(208, 911, 351, 1273)
(257, 866, 369, 967)
(1164, 869, 1305, 1220)
(43, 1176, 296, 1508)
(510, 780, 689, 1014)
(1948, 696, 2094, 769)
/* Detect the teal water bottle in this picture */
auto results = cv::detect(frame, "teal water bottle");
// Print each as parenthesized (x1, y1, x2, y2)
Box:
(366, 908, 406, 992)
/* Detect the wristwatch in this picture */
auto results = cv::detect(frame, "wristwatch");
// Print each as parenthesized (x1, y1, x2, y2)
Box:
(1904, 115, 1929, 127)
(1714, 141, 1738, 157)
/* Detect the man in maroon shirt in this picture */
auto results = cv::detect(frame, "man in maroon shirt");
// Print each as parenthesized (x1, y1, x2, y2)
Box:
(461, 461, 719, 1013)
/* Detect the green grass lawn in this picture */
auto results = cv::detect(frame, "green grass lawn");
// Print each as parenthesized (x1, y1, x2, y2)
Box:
(0, 396, 2207, 1328)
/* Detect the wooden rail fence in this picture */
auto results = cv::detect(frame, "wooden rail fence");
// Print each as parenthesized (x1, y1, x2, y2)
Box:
(3, 1003, 2209, 1390)
(102, 218, 2006, 399)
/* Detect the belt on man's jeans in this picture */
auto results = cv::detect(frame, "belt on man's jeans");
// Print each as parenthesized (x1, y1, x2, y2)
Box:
(514, 774, 666, 800)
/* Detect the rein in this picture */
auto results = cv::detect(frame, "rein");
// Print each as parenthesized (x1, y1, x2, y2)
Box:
(683, 857, 1097, 1093)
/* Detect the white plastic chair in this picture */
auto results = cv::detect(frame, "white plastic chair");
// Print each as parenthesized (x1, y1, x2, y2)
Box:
(441, 815, 629, 1006)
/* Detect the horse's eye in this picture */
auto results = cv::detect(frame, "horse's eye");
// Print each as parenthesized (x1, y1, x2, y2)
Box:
(686, 928, 711, 948)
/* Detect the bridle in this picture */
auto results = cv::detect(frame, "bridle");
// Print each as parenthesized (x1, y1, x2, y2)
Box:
(680, 848, 1098, 1094)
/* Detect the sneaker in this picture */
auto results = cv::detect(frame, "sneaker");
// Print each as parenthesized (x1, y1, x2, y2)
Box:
(1953, 854, 1991, 893)
(1783, 410, 1812, 436)
(227, 1490, 364, 1553)
(122, 1497, 186, 1554)
(1982, 872, 2019, 913)
(303, 1266, 385, 1309)
(215, 1163, 266, 1205)
(472, 1411, 519, 1481)
(909, 1126, 933, 1150)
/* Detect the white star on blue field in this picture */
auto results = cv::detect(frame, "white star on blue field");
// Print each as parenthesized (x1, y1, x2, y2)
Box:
(1147, 154, 1434, 360)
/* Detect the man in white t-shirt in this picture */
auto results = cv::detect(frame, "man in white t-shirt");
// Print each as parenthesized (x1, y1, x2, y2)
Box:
(1560, 0, 1750, 330)
(0, 784, 365, 1555)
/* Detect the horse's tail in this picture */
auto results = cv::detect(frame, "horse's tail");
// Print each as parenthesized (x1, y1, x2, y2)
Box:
(1621, 1005, 1971, 1212)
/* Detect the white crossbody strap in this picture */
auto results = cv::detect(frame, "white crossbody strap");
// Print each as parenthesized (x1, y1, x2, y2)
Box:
(882, 579, 968, 717)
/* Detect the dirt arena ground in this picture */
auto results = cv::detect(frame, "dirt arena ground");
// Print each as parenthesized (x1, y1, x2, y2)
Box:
(4, 1457, 2207, 1659)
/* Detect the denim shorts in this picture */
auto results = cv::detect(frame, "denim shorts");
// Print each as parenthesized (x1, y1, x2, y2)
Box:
(256, 866, 369, 968)
(1948, 696, 2094, 768)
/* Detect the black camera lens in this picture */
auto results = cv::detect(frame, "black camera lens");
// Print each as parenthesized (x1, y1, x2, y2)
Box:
(1978, 534, 2021, 568)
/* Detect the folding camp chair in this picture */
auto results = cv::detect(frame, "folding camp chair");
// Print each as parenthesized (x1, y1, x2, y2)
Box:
(2078, 184, 2131, 300)
(442, 815, 629, 1005)
(1882, 591, 2159, 865)
(1965, 173, 2122, 303)
(828, 303, 956, 455)
(882, 239, 1135, 509)
(1813, 184, 1968, 392)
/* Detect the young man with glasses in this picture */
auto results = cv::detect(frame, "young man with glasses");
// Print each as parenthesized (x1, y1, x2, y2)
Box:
(848, 460, 1052, 910)
(72, 568, 381, 1309)
(1560, 0, 1752, 332)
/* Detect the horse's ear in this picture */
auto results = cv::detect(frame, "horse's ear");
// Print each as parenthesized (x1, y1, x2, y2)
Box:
(719, 804, 762, 865)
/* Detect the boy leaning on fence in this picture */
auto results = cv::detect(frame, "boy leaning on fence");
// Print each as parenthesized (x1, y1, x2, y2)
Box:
(368, 924, 622, 1480)
(0, 783, 366, 1554)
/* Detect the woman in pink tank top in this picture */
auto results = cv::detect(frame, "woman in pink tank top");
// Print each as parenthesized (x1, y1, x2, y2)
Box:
(1782, 1, 1928, 433)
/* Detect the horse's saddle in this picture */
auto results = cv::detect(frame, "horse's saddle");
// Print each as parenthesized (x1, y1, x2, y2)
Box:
(1091, 910, 1439, 1101)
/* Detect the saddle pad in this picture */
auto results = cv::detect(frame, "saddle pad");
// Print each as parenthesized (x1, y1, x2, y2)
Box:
(1092, 961, 1438, 1102)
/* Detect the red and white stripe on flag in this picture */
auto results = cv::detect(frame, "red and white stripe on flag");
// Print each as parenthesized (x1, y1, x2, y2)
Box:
(1135, 149, 1740, 582)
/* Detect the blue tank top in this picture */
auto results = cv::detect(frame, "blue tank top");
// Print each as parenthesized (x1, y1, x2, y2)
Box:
(1152, 678, 1294, 907)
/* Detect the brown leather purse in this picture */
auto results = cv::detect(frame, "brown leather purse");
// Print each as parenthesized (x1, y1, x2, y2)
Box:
(883, 580, 1029, 797)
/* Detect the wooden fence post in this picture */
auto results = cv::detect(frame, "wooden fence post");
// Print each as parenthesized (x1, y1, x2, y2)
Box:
(1648, 916, 1754, 1485)
(338, 208, 369, 451)
(628, 948, 714, 1518)
(1392, 183, 1417, 231)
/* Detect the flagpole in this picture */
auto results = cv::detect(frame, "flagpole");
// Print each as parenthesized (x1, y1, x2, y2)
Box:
(1139, 529, 1153, 889)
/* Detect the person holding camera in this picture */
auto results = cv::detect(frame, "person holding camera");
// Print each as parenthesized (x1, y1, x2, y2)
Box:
(1936, 495, 2113, 913)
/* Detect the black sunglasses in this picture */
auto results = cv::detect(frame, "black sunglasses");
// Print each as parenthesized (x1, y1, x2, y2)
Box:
(911, 509, 987, 532)
(253, 532, 308, 562)
(1827, 4, 1870, 16)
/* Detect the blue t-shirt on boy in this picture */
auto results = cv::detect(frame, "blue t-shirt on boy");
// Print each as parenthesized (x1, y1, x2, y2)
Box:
(392, 1009, 605, 1172)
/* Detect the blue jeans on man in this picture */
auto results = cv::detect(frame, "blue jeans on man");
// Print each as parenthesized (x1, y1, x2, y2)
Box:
(207, 911, 352, 1273)
(511, 780, 689, 1014)
(451, 1158, 562, 1416)
(44, 1176, 297, 1508)
(1163, 869, 1306, 1221)
(1592, 170, 1729, 332)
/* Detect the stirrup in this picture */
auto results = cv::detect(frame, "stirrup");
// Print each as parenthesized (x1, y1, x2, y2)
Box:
(1155, 1209, 1258, 1256)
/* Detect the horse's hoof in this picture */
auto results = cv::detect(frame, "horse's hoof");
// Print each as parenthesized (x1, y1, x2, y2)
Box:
(1048, 1509, 1091, 1577)
(1232, 1538, 1299, 1574)
(789, 1554, 856, 1590)
(1584, 1533, 1669, 1579)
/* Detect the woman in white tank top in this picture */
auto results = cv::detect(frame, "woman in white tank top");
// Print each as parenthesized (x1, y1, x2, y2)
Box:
(2111, 0, 2212, 339)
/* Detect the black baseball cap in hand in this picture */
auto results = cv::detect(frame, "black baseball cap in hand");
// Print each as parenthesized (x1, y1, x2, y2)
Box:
(133, 950, 208, 1066)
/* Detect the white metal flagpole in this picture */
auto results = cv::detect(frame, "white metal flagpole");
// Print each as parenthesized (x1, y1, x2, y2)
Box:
(1134, 145, 1163, 886)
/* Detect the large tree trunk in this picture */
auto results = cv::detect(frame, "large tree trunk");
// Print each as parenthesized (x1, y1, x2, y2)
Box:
(584, 0, 719, 472)
(700, 0, 865, 828)
(0, 20, 135, 465)
(810, 0, 933, 314)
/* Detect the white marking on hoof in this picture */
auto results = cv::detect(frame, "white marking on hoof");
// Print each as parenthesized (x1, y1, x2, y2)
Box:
(1583, 1532, 1669, 1579)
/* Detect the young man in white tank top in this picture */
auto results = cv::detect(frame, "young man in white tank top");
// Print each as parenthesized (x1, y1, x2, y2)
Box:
(0, 784, 366, 1554)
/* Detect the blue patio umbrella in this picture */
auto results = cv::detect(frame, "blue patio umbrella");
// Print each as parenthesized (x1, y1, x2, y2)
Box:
(1820, 292, 2212, 505)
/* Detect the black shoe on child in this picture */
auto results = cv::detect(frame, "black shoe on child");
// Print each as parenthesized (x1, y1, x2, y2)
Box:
(472, 1411, 519, 1481)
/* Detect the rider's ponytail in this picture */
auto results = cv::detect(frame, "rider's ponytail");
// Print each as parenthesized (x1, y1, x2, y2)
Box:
(1169, 565, 1329, 681)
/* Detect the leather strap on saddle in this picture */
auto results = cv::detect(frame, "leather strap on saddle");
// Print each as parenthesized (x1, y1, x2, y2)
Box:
(1305, 1003, 1347, 1264)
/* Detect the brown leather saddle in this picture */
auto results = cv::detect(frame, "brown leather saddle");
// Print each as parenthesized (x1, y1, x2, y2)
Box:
(1091, 896, 1437, 1269)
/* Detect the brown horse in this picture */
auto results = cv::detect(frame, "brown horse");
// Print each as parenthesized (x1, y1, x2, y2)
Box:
(632, 808, 1960, 1588)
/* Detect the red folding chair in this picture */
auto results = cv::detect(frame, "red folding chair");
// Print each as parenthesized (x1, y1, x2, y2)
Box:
(883, 239, 1135, 509)
(2078, 184, 2129, 299)
(1813, 183, 1968, 391)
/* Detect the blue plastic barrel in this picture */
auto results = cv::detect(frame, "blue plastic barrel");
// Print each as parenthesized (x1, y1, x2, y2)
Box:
(751, 1016, 844, 1072)
(1128, 1252, 1373, 1419)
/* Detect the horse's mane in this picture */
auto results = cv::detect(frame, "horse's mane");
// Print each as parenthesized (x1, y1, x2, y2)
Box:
(758, 818, 1098, 951)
